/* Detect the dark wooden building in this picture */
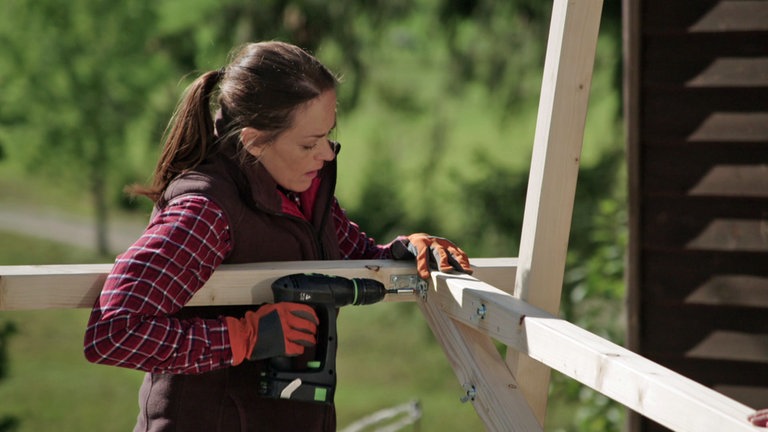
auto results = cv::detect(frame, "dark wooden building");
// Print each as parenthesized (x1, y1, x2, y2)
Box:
(625, 0, 768, 430)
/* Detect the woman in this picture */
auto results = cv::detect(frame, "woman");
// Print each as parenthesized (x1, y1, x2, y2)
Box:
(83, 41, 471, 432)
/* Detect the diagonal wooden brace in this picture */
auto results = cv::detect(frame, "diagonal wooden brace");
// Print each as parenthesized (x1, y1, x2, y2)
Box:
(428, 272, 761, 432)
(417, 277, 543, 431)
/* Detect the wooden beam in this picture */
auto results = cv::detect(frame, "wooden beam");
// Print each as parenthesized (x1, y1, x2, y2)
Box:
(0, 258, 516, 311)
(430, 273, 763, 432)
(417, 276, 542, 431)
(510, 0, 604, 423)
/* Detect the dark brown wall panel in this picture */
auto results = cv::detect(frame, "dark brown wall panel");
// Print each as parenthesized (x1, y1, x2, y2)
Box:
(627, 0, 768, 430)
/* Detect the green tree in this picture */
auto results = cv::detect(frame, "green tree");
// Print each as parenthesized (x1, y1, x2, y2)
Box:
(0, 0, 621, 255)
(150, 0, 415, 110)
(0, 0, 172, 254)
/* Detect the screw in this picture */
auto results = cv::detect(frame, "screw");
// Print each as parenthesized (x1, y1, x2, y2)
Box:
(416, 279, 428, 300)
(476, 304, 487, 320)
(460, 385, 477, 403)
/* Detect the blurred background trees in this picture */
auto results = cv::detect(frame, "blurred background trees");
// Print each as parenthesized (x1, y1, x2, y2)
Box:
(0, 1, 625, 430)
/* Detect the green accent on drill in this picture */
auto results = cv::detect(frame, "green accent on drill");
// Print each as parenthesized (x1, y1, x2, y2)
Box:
(352, 279, 359, 305)
(314, 387, 328, 401)
(307, 361, 321, 369)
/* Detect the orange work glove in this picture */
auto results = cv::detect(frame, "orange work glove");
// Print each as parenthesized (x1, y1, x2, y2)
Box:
(392, 233, 473, 280)
(226, 302, 319, 366)
(750, 409, 768, 427)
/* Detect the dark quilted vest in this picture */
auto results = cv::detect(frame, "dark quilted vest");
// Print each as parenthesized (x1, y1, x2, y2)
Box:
(134, 147, 340, 432)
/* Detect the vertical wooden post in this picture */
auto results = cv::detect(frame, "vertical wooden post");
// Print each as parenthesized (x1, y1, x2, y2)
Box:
(623, 0, 643, 429)
(507, 0, 604, 424)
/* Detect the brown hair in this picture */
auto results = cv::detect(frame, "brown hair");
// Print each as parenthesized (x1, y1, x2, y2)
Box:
(132, 41, 338, 201)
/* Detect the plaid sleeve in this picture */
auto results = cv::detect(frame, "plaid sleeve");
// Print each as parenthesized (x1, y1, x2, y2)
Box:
(332, 198, 406, 260)
(83, 196, 234, 374)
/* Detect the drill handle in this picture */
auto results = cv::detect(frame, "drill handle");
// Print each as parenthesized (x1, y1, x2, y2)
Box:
(261, 302, 338, 404)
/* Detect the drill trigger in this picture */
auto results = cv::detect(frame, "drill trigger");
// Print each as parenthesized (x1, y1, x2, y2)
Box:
(280, 378, 303, 399)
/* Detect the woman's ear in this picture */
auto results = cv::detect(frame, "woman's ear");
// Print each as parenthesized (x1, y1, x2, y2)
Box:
(240, 127, 267, 158)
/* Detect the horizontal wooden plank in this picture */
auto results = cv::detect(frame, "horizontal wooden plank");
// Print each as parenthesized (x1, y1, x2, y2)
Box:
(427, 273, 762, 432)
(686, 58, 768, 88)
(689, 1, 768, 33)
(687, 219, 768, 251)
(645, 169, 768, 197)
(641, 141, 768, 194)
(641, 247, 768, 268)
(643, 32, 768, 60)
(643, 97, 768, 140)
(642, 197, 768, 246)
(686, 274, 768, 308)
(644, 217, 768, 251)
(0, 258, 517, 311)
(644, 278, 768, 310)
(642, 251, 768, 300)
(643, 57, 768, 89)
(689, 165, 768, 197)
(690, 112, 768, 142)
(687, 330, 768, 364)
(640, 307, 768, 354)
(643, 1, 768, 33)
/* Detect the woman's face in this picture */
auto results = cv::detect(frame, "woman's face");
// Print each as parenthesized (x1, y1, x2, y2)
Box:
(243, 90, 337, 193)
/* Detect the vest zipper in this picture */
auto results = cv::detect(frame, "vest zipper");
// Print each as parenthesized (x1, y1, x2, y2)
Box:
(315, 161, 337, 259)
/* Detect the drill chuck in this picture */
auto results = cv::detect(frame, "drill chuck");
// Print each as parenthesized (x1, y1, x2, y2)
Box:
(349, 277, 389, 305)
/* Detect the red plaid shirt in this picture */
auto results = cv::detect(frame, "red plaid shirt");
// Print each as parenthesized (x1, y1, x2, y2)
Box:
(84, 195, 398, 374)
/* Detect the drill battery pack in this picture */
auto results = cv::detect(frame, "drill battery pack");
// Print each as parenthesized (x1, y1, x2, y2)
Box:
(257, 300, 337, 405)
(258, 370, 335, 404)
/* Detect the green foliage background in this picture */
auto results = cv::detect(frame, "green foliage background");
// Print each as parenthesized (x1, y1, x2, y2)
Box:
(0, 1, 626, 431)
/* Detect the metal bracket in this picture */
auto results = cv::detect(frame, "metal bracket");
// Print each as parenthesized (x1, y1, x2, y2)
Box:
(390, 274, 428, 300)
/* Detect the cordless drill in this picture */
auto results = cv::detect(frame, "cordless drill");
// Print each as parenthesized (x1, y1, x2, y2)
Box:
(258, 273, 407, 404)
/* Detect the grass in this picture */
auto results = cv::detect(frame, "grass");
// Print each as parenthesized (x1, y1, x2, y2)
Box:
(335, 303, 485, 430)
(0, 309, 145, 432)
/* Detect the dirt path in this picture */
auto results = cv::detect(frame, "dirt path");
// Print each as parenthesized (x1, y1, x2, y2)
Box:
(0, 204, 145, 254)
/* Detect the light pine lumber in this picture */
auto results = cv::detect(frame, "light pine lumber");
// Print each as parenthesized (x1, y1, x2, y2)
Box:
(509, 0, 605, 423)
(430, 273, 763, 432)
(0, 258, 516, 311)
(417, 279, 542, 431)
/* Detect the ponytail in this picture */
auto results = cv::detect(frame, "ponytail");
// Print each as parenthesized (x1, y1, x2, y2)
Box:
(127, 41, 339, 203)
(128, 69, 223, 202)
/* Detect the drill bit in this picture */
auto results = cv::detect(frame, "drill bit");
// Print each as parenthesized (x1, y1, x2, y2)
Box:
(386, 288, 416, 295)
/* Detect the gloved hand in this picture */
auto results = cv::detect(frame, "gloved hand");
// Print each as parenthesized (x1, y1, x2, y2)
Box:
(226, 302, 319, 365)
(392, 233, 473, 280)
(750, 409, 768, 427)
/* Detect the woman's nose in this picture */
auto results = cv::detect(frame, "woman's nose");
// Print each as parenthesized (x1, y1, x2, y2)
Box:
(317, 140, 337, 161)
